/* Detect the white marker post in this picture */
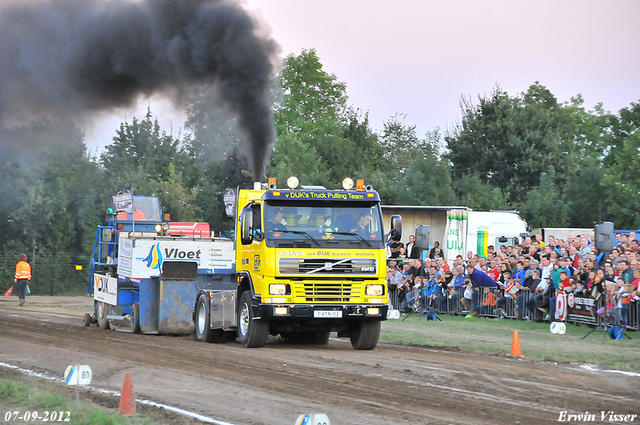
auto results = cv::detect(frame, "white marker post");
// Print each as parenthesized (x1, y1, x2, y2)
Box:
(295, 413, 330, 425)
(64, 365, 92, 386)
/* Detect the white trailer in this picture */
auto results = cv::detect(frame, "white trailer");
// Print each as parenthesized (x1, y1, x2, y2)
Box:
(531, 228, 593, 244)
(381, 206, 528, 261)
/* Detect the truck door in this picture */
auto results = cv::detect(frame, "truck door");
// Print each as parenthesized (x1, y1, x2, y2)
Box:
(246, 203, 265, 294)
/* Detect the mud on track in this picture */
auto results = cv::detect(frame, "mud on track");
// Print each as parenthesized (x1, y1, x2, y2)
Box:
(0, 297, 638, 425)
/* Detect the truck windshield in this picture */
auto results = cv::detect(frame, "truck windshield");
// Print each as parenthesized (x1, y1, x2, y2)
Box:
(116, 196, 162, 222)
(264, 202, 384, 248)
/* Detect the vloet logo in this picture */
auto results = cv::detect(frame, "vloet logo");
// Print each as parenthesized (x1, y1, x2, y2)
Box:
(164, 248, 201, 259)
(143, 244, 163, 269)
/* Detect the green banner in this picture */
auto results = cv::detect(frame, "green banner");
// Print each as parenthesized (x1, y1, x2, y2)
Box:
(477, 230, 488, 259)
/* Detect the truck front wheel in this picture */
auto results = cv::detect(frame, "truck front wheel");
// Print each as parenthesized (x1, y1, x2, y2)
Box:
(238, 291, 268, 348)
(350, 321, 381, 350)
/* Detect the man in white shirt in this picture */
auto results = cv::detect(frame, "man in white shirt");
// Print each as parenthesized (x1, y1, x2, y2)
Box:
(539, 255, 553, 282)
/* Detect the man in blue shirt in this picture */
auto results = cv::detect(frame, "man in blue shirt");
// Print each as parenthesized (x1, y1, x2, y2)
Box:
(466, 264, 497, 316)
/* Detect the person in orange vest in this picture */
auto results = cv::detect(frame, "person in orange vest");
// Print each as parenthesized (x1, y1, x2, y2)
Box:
(117, 209, 147, 220)
(14, 253, 32, 306)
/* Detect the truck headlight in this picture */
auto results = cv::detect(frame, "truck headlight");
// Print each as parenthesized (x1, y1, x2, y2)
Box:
(269, 284, 287, 295)
(365, 284, 383, 296)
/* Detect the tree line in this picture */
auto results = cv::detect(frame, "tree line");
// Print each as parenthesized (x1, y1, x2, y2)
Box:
(0, 48, 638, 292)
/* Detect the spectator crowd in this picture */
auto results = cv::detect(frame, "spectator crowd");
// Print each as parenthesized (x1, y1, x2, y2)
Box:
(386, 232, 640, 328)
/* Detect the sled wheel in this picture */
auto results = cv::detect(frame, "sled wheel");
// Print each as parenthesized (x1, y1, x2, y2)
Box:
(130, 303, 141, 334)
(96, 301, 111, 330)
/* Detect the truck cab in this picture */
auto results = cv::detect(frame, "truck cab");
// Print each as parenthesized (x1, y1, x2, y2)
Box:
(202, 178, 396, 349)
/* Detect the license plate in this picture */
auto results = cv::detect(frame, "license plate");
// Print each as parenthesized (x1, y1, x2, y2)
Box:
(314, 310, 342, 318)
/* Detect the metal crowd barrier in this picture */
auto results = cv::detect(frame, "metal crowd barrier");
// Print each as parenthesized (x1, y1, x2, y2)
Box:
(627, 302, 639, 331)
(387, 282, 639, 331)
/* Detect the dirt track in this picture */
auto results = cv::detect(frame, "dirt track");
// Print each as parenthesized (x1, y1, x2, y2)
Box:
(1, 297, 638, 425)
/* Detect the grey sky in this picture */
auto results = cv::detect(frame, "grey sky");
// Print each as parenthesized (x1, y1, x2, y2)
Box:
(86, 0, 640, 149)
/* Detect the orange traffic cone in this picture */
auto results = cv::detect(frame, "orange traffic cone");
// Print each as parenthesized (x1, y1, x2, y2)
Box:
(118, 373, 136, 416)
(509, 330, 524, 357)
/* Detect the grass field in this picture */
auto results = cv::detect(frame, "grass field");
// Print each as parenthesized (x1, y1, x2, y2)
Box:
(0, 373, 200, 425)
(380, 313, 640, 371)
(0, 380, 156, 425)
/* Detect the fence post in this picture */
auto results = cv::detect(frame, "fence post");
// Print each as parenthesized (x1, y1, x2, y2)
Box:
(50, 258, 55, 296)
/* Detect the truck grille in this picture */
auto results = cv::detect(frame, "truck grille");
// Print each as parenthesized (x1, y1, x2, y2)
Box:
(294, 282, 363, 302)
(279, 258, 376, 275)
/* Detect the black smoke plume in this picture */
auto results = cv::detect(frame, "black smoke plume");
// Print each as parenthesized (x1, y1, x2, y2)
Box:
(0, 0, 278, 180)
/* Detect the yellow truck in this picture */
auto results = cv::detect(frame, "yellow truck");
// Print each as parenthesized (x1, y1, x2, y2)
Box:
(194, 177, 401, 349)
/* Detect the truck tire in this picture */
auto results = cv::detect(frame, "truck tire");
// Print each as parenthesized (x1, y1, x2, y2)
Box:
(350, 320, 381, 350)
(130, 303, 141, 334)
(313, 331, 330, 345)
(238, 291, 268, 348)
(195, 294, 216, 343)
(84, 313, 92, 327)
(96, 301, 111, 330)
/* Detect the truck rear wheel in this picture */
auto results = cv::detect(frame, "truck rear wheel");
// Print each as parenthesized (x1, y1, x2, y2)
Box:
(195, 294, 216, 343)
(96, 301, 111, 330)
(350, 321, 381, 350)
(238, 291, 268, 348)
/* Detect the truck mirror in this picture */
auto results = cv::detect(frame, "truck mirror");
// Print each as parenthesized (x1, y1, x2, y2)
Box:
(415, 225, 430, 250)
(390, 215, 402, 241)
(498, 236, 508, 243)
(594, 221, 614, 253)
(240, 208, 254, 245)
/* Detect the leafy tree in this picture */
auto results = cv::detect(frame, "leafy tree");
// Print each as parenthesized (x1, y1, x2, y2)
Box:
(101, 109, 192, 193)
(275, 49, 347, 137)
(158, 164, 200, 222)
(100, 109, 197, 221)
(446, 83, 573, 205)
(374, 118, 455, 205)
(9, 182, 52, 259)
(453, 173, 508, 211)
(562, 156, 607, 227)
(602, 102, 640, 228)
(520, 171, 569, 228)
(271, 49, 383, 187)
(195, 151, 252, 233)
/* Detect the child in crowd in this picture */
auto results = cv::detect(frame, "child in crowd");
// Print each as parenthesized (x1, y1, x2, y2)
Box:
(496, 271, 517, 318)
(620, 283, 634, 328)
(411, 276, 422, 304)
(632, 268, 640, 291)
(596, 281, 619, 324)
(461, 278, 473, 313)
(559, 270, 571, 291)
(514, 261, 525, 287)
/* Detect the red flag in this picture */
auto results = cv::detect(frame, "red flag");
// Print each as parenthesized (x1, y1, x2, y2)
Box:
(4, 286, 13, 296)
